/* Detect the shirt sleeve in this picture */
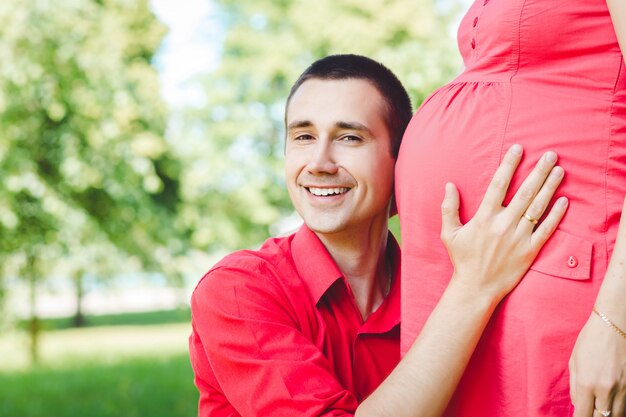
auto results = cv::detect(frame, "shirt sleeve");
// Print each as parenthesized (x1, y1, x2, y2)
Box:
(189, 261, 358, 417)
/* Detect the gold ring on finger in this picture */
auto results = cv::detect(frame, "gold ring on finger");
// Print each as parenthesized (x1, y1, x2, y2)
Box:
(522, 212, 539, 225)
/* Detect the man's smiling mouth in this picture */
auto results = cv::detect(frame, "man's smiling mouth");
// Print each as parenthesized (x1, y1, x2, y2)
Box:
(306, 187, 350, 196)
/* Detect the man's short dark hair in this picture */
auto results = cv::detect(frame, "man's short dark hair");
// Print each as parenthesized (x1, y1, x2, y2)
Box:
(286, 54, 413, 158)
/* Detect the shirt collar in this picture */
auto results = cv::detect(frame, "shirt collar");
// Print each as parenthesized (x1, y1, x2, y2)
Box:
(290, 224, 401, 332)
(291, 225, 343, 304)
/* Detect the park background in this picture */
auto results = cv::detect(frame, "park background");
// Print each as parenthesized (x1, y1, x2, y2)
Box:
(0, 0, 468, 415)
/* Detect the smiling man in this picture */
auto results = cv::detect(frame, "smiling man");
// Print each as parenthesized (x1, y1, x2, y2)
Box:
(284, 76, 401, 320)
(189, 56, 410, 415)
(188, 54, 568, 417)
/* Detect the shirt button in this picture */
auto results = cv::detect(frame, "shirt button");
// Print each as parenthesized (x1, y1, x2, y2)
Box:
(567, 256, 579, 268)
(471, 38, 476, 49)
(473, 17, 478, 27)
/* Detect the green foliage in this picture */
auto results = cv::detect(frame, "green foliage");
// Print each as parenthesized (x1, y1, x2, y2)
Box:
(0, 354, 197, 417)
(0, 0, 464, 320)
(177, 0, 462, 251)
(389, 215, 402, 244)
(0, 0, 185, 307)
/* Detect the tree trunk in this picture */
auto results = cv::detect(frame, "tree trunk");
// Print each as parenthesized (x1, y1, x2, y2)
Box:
(72, 273, 86, 327)
(27, 262, 40, 365)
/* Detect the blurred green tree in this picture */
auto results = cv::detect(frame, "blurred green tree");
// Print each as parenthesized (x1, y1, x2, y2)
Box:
(176, 0, 463, 252)
(0, 0, 183, 361)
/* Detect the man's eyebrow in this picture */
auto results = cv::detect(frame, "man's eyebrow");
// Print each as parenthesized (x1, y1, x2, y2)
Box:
(335, 121, 373, 135)
(287, 120, 313, 130)
(286, 120, 374, 136)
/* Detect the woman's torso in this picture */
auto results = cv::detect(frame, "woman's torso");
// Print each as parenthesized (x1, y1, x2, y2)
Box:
(396, 1, 626, 415)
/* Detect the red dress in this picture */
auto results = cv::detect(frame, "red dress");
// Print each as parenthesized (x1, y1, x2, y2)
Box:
(395, 1, 626, 416)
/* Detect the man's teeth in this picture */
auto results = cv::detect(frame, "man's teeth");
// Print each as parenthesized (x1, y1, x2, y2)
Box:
(308, 187, 349, 196)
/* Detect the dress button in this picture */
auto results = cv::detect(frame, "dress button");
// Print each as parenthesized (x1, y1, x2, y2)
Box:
(473, 17, 478, 27)
(567, 256, 579, 268)
(471, 38, 476, 49)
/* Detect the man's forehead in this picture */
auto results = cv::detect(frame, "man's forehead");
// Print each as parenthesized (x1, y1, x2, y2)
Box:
(286, 78, 385, 121)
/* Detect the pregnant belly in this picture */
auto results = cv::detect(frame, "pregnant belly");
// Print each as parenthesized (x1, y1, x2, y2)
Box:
(396, 79, 618, 353)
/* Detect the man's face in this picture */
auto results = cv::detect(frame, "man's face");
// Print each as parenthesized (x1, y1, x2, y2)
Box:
(285, 78, 395, 236)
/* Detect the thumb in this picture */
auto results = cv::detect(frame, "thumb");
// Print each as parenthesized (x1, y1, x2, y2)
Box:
(441, 182, 461, 241)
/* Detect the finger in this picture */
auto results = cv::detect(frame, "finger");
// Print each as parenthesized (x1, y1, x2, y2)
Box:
(441, 182, 461, 242)
(476, 144, 523, 215)
(594, 398, 614, 417)
(593, 407, 614, 416)
(572, 391, 595, 417)
(517, 165, 565, 232)
(530, 196, 568, 251)
(612, 391, 625, 417)
(594, 384, 618, 417)
(506, 151, 558, 219)
(594, 382, 617, 417)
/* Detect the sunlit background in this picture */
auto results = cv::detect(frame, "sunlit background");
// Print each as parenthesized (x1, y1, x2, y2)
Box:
(0, 0, 468, 415)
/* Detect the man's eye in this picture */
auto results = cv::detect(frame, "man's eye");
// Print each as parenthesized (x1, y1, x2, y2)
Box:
(294, 134, 314, 141)
(340, 135, 362, 142)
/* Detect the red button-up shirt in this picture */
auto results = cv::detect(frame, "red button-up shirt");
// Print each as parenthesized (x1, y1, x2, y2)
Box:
(189, 225, 401, 416)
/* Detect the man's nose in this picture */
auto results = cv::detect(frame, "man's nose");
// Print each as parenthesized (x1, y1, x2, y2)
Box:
(307, 140, 338, 175)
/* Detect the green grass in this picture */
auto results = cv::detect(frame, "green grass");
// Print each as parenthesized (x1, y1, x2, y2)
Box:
(0, 322, 192, 371)
(0, 354, 198, 417)
(19, 307, 192, 331)
(0, 312, 199, 417)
